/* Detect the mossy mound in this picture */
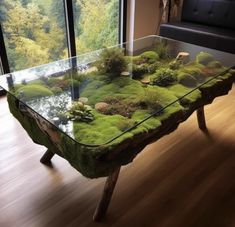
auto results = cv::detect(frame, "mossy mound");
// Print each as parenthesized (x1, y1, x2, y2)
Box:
(168, 84, 202, 105)
(15, 84, 53, 100)
(140, 51, 159, 64)
(196, 52, 214, 66)
(178, 73, 198, 88)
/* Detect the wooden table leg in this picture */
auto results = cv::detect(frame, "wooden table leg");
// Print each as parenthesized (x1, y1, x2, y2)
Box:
(40, 149, 55, 164)
(93, 167, 121, 222)
(197, 106, 207, 130)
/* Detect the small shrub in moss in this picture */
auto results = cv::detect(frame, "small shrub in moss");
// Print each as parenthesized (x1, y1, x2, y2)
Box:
(96, 47, 127, 77)
(150, 68, 177, 87)
(148, 62, 161, 74)
(140, 51, 159, 64)
(154, 41, 169, 59)
(178, 73, 197, 88)
(132, 63, 149, 78)
(67, 101, 94, 122)
(169, 60, 181, 70)
(196, 52, 214, 65)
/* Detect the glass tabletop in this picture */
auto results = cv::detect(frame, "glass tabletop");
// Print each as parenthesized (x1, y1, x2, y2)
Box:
(1, 35, 235, 147)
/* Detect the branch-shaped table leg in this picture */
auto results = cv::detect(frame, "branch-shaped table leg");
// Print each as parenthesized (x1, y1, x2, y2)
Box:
(197, 106, 207, 130)
(40, 149, 55, 164)
(93, 167, 121, 222)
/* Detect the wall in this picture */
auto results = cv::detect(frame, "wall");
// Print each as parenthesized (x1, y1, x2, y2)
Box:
(126, 0, 161, 41)
(134, 0, 161, 39)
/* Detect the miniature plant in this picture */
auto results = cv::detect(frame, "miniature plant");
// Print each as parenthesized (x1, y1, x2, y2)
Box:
(196, 52, 214, 66)
(96, 47, 127, 77)
(67, 101, 94, 122)
(132, 63, 149, 79)
(150, 68, 177, 87)
(154, 41, 169, 59)
(169, 60, 181, 70)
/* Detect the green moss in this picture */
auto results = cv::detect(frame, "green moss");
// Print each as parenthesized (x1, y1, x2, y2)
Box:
(132, 63, 149, 78)
(51, 87, 63, 94)
(150, 68, 178, 87)
(116, 119, 136, 131)
(140, 51, 159, 64)
(207, 60, 223, 69)
(196, 52, 214, 66)
(154, 41, 169, 59)
(178, 63, 206, 83)
(168, 84, 202, 105)
(73, 112, 126, 144)
(178, 73, 198, 88)
(81, 76, 145, 106)
(15, 84, 53, 100)
(96, 47, 127, 77)
(28, 79, 45, 86)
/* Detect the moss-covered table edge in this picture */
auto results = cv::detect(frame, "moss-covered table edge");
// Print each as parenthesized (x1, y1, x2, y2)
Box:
(7, 70, 235, 221)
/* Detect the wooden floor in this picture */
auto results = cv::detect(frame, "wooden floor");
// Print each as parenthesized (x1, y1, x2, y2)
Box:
(0, 87, 235, 227)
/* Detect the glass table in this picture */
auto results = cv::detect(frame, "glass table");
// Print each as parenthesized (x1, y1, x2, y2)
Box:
(1, 35, 235, 221)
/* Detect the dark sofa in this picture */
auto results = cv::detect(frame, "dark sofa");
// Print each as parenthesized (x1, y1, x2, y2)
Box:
(160, 0, 235, 54)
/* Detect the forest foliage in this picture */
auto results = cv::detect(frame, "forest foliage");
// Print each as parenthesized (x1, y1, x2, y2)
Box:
(0, 0, 119, 71)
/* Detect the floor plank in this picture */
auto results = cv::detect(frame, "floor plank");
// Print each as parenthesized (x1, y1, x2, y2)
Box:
(0, 86, 235, 227)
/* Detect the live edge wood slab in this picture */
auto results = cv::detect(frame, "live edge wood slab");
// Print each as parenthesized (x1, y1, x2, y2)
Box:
(7, 70, 235, 221)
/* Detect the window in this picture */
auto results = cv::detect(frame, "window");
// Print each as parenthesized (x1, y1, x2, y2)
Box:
(0, 0, 68, 72)
(73, 0, 121, 54)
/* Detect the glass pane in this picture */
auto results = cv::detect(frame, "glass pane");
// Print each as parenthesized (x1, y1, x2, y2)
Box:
(73, 0, 120, 54)
(0, 0, 68, 72)
(1, 36, 235, 147)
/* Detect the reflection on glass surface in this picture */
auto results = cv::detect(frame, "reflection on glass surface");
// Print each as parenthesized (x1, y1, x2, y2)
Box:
(0, 0, 68, 72)
(0, 36, 235, 146)
(73, 0, 120, 54)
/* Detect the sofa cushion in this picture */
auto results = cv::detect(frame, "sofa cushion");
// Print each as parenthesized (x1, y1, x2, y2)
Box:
(182, 0, 235, 30)
(160, 22, 235, 53)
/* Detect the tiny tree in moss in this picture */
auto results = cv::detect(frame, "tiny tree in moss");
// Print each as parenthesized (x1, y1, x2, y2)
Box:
(154, 41, 169, 59)
(150, 68, 177, 87)
(96, 47, 127, 77)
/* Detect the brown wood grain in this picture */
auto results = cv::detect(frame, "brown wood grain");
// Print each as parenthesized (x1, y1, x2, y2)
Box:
(0, 85, 235, 227)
